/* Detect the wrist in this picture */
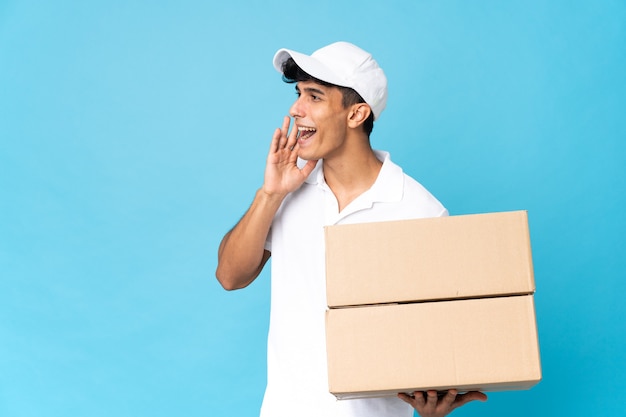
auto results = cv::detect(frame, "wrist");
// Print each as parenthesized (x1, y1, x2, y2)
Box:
(257, 187, 287, 205)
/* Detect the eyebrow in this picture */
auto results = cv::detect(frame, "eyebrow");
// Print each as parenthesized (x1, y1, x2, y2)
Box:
(295, 85, 326, 96)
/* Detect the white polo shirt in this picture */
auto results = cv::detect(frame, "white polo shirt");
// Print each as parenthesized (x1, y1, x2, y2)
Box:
(261, 150, 448, 417)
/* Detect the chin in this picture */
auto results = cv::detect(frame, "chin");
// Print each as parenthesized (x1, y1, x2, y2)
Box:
(297, 150, 315, 161)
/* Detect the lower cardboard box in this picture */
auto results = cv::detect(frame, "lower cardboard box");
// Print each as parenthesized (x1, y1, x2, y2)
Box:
(325, 295, 541, 400)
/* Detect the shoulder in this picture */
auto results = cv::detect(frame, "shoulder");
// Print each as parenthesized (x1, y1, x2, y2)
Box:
(378, 151, 448, 217)
(401, 173, 449, 217)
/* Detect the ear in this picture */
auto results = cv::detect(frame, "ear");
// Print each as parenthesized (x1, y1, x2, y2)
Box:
(347, 103, 372, 129)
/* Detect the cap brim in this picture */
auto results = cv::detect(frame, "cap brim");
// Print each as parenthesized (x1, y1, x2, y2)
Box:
(272, 48, 348, 87)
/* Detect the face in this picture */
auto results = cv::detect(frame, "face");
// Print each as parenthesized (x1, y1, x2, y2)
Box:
(289, 81, 351, 161)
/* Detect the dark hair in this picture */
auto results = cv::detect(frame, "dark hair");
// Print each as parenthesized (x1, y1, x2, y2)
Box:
(281, 58, 374, 137)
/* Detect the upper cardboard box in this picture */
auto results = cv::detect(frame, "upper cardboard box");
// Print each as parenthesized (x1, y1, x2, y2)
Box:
(325, 210, 535, 308)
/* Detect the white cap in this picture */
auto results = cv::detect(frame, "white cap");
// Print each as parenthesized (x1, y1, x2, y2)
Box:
(273, 41, 388, 120)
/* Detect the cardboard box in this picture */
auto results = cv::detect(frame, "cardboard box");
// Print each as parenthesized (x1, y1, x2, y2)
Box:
(324, 211, 541, 399)
(325, 211, 534, 308)
(325, 295, 542, 399)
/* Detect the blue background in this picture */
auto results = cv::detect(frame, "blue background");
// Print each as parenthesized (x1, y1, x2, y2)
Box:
(1, 1, 624, 416)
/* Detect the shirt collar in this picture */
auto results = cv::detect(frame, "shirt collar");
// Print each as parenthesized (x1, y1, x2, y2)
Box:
(300, 150, 404, 204)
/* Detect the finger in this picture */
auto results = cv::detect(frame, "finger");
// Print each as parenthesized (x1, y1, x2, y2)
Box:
(454, 391, 488, 408)
(439, 389, 457, 409)
(279, 116, 290, 148)
(270, 128, 282, 153)
(396, 393, 414, 406)
(299, 159, 318, 179)
(397, 391, 425, 409)
(287, 141, 300, 164)
(411, 391, 426, 408)
(285, 118, 298, 150)
(423, 390, 438, 414)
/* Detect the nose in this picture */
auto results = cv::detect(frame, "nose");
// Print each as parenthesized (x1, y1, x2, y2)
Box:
(289, 96, 304, 119)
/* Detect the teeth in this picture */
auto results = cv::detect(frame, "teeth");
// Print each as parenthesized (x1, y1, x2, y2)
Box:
(298, 126, 316, 132)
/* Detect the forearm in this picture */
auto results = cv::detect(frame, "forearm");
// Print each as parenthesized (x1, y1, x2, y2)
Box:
(215, 188, 285, 290)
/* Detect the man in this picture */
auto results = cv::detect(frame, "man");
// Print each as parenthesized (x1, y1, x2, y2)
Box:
(216, 41, 487, 417)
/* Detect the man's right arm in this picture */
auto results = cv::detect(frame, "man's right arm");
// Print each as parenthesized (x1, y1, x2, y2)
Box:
(215, 189, 283, 290)
(215, 116, 317, 291)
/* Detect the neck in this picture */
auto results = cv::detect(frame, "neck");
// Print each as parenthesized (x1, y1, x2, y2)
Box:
(323, 134, 382, 212)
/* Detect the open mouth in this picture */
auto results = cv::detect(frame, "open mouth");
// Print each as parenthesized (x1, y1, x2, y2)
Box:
(297, 126, 316, 141)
